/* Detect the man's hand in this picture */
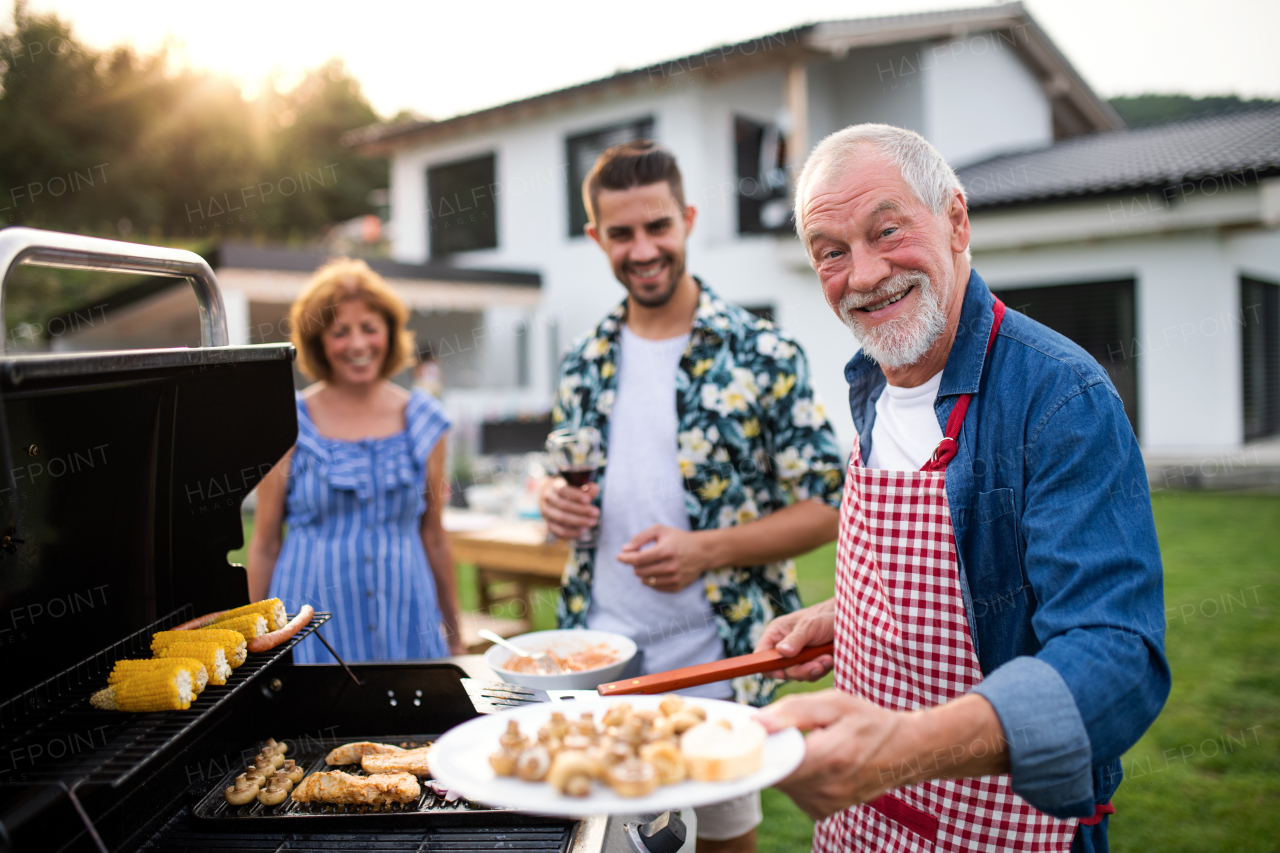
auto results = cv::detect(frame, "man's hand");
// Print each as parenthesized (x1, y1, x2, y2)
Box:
(755, 599, 836, 681)
(540, 477, 599, 540)
(755, 691, 1010, 821)
(755, 690, 904, 820)
(616, 525, 717, 592)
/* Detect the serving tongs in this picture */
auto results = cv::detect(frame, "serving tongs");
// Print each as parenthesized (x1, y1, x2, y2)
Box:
(479, 629, 565, 674)
(596, 642, 835, 696)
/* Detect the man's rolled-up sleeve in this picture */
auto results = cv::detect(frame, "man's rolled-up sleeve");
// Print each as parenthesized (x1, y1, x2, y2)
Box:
(972, 656, 1094, 817)
(973, 381, 1170, 817)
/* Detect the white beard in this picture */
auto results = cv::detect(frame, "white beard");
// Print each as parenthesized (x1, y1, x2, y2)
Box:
(836, 271, 947, 368)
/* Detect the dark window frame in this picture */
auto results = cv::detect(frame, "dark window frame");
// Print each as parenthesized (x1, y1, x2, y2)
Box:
(1241, 276, 1280, 441)
(565, 117, 655, 238)
(734, 114, 792, 235)
(426, 153, 497, 258)
(990, 279, 1140, 436)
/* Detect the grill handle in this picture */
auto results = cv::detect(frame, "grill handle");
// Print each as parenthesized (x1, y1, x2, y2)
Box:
(0, 226, 229, 351)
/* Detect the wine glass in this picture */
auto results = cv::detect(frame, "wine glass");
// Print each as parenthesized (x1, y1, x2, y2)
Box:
(546, 427, 603, 547)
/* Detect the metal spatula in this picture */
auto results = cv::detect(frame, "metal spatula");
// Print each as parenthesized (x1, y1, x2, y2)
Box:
(478, 629, 564, 674)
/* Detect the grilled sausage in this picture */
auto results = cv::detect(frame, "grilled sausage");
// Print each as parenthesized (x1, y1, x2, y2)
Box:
(248, 605, 314, 653)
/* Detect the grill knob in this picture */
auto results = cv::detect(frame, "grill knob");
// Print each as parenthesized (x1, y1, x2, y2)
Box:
(635, 811, 687, 853)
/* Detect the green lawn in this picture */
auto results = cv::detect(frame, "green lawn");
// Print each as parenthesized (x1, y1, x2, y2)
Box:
(236, 492, 1280, 851)
(757, 494, 1280, 853)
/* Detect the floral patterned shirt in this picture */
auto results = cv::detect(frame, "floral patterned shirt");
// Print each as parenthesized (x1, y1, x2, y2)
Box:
(551, 282, 845, 705)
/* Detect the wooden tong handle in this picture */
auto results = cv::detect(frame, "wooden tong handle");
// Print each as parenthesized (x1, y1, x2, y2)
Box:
(597, 642, 835, 696)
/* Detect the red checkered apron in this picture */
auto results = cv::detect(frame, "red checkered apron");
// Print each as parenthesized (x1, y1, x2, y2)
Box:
(812, 299, 1078, 853)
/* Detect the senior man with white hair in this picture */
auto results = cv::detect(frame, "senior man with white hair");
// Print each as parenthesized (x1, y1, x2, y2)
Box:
(754, 124, 1169, 853)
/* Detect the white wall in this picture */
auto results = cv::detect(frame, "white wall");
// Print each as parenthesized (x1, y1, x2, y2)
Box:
(808, 43, 928, 143)
(922, 31, 1052, 167)
(970, 180, 1280, 451)
(973, 226, 1280, 451)
(380, 38, 1073, 454)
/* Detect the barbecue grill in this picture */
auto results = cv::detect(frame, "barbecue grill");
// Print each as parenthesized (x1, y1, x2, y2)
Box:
(0, 228, 691, 853)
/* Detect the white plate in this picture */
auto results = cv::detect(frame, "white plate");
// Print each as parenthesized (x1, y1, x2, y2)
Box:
(429, 695, 805, 816)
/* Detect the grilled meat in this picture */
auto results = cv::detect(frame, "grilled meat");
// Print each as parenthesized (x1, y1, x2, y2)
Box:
(292, 770, 420, 805)
(325, 741, 406, 765)
(361, 745, 433, 776)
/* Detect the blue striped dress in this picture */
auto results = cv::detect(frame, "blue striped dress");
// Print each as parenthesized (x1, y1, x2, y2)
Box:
(269, 389, 452, 663)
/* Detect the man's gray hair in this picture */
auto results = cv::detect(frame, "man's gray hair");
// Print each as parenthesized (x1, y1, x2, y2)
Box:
(793, 123, 967, 255)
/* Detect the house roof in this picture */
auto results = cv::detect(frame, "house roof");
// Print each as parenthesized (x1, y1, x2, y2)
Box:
(215, 242, 541, 287)
(957, 106, 1280, 210)
(347, 2, 1119, 156)
(45, 243, 541, 340)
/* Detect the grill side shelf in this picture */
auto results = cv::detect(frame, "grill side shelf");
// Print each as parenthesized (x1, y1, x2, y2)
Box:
(0, 609, 329, 790)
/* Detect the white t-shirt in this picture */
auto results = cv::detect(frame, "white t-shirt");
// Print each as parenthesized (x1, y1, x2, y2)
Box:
(586, 326, 731, 699)
(866, 371, 945, 471)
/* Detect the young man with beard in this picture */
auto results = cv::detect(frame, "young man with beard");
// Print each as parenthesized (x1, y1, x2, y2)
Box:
(755, 125, 1168, 853)
(540, 140, 844, 852)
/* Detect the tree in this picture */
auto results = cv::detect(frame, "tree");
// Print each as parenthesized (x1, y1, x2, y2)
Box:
(0, 2, 386, 241)
(1109, 94, 1280, 127)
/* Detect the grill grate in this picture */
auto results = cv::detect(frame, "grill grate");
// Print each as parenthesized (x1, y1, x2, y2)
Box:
(0, 606, 328, 789)
(192, 735, 556, 831)
(141, 817, 574, 851)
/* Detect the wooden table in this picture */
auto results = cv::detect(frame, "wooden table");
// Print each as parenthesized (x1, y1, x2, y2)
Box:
(446, 515, 570, 648)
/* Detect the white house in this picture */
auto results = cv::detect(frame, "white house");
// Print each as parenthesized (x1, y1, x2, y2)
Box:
(348, 2, 1280, 479)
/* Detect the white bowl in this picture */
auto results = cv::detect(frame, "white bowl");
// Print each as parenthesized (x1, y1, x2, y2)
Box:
(483, 629, 637, 690)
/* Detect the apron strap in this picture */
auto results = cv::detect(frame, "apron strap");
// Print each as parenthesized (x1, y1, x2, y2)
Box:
(921, 297, 1006, 473)
(1079, 802, 1115, 826)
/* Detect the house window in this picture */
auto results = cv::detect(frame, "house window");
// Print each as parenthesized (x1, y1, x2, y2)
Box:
(735, 115, 791, 234)
(1241, 277, 1280, 440)
(566, 117, 654, 237)
(990, 279, 1140, 435)
(426, 154, 496, 257)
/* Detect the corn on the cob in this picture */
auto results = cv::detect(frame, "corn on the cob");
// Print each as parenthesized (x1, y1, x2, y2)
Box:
(152, 628, 246, 668)
(208, 613, 267, 639)
(90, 662, 195, 712)
(156, 643, 231, 685)
(109, 657, 209, 693)
(209, 599, 288, 632)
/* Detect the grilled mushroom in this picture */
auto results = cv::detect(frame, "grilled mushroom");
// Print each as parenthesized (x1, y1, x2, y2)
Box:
(516, 746, 552, 782)
(280, 759, 304, 785)
(489, 747, 519, 777)
(606, 757, 658, 798)
(601, 702, 631, 728)
(498, 720, 527, 754)
(224, 776, 258, 806)
(260, 746, 285, 769)
(256, 781, 289, 806)
(267, 771, 293, 793)
(668, 710, 703, 734)
(640, 740, 687, 786)
(546, 751, 595, 797)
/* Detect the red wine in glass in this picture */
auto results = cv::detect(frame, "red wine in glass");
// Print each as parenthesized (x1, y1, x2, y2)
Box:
(562, 467, 595, 488)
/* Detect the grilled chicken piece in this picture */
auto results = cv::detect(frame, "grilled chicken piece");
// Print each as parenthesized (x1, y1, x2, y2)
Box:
(292, 770, 420, 805)
(361, 745, 433, 776)
(324, 741, 406, 765)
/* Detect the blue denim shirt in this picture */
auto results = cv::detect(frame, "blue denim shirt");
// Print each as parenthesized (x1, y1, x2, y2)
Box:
(845, 270, 1169, 850)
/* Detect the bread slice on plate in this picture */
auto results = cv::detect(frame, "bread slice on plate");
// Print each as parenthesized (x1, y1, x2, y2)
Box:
(680, 719, 766, 782)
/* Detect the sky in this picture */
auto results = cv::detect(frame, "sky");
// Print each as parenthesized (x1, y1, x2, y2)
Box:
(16, 0, 1280, 120)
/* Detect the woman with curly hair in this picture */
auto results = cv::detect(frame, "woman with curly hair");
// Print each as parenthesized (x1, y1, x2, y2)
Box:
(248, 258, 463, 661)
